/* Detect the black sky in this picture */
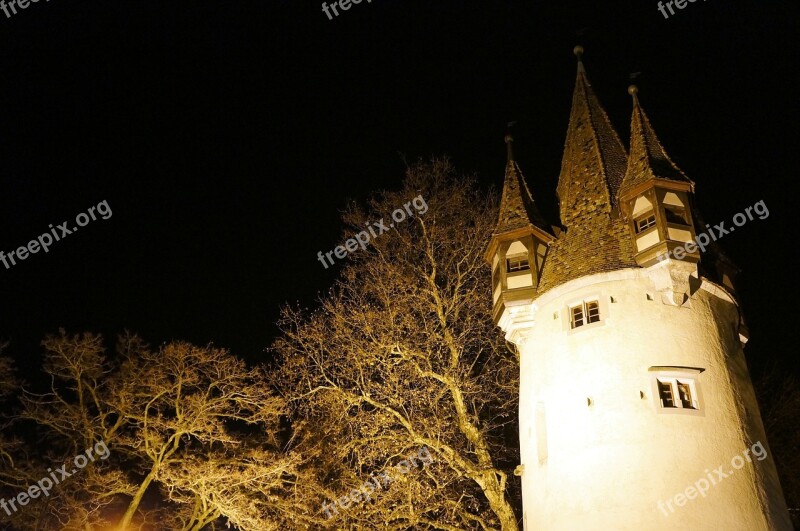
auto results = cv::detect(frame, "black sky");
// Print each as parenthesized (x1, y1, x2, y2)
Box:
(0, 0, 797, 376)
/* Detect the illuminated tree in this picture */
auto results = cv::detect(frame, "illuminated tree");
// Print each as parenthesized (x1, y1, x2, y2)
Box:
(4, 331, 299, 531)
(274, 159, 521, 530)
(110, 339, 297, 530)
(0, 332, 131, 530)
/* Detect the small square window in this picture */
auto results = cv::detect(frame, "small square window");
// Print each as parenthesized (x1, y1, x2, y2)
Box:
(635, 213, 656, 234)
(656, 378, 699, 410)
(507, 255, 530, 273)
(570, 300, 600, 329)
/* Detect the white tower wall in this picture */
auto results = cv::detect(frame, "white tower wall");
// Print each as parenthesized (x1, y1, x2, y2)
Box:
(501, 267, 792, 531)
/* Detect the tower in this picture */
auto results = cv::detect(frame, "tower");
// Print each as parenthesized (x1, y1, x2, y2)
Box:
(487, 48, 792, 530)
(485, 130, 554, 325)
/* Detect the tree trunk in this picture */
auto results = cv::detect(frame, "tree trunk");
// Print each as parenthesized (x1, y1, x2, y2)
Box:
(474, 470, 518, 531)
(117, 468, 157, 530)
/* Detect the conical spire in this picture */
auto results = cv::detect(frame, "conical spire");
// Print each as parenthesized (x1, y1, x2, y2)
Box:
(620, 85, 693, 194)
(556, 46, 628, 225)
(493, 130, 550, 235)
(536, 47, 637, 294)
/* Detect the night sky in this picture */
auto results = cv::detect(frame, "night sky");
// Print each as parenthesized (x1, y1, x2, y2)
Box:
(0, 0, 797, 378)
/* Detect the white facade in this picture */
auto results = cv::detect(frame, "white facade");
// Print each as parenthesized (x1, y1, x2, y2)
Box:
(500, 263, 792, 530)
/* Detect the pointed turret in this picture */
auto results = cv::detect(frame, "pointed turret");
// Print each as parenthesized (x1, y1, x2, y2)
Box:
(620, 85, 693, 193)
(618, 85, 699, 269)
(555, 46, 629, 225)
(486, 130, 554, 325)
(536, 47, 637, 294)
(494, 132, 550, 234)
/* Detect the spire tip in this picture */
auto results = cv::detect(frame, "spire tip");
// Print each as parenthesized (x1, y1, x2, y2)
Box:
(573, 46, 585, 73)
(628, 84, 640, 104)
(504, 133, 515, 162)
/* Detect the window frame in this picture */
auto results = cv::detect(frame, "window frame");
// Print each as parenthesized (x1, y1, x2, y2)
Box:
(557, 294, 612, 335)
(634, 212, 657, 234)
(506, 254, 531, 273)
(657, 380, 675, 408)
(677, 381, 695, 408)
(585, 301, 600, 324)
(649, 367, 704, 416)
(565, 297, 604, 331)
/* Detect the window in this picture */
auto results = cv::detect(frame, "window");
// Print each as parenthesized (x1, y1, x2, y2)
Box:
(507, 255, 530, 273)
(570, 300, 600, 329)
(664, 206, 689, 226)
(635, 214, 656, 233)
(571, 305, 584, 328)
(677, 382, 694, 409)
(657, 378, 698, 410)
(657, 380, 675, 408)
(635, 213, 656, 233)
(650, 368, 703, 415)
(586, 301, 600, 323)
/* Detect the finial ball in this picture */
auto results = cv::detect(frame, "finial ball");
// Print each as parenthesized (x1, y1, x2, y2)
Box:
(573, 45, 584, 57)
(628, 84, 639, 96)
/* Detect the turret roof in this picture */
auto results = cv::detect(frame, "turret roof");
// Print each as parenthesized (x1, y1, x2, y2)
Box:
(620, 85, 694, 195)
(537, 48, 638, 293)
(493, 133, 550, 236)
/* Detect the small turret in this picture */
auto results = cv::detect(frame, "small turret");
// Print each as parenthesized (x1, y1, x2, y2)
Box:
(485, 129, 553, 326)
(618, 85, 698, 269)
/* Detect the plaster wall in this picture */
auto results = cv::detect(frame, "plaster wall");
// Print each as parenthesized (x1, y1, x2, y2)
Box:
(507, 269, 791, 530)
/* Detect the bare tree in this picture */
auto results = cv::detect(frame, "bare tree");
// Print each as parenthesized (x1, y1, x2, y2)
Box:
(2, 332, 131, 530)
(5, 331, 300, 530)
(107, 340, 283, 529)
(157, 445, 306, 531)
(274, 159, 521, 530)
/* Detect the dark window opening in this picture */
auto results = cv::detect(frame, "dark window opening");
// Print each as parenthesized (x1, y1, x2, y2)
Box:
(664, 206, 689, 226)
(658, 380, 675, 408)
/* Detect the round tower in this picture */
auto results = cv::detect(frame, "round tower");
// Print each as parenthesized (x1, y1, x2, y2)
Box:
(486, 49, 792, 530)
